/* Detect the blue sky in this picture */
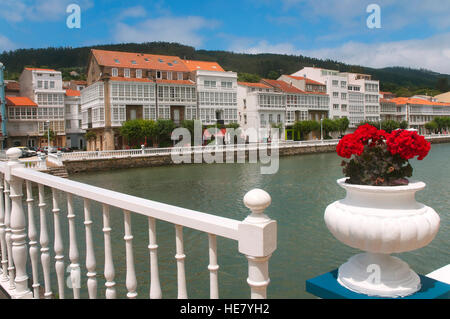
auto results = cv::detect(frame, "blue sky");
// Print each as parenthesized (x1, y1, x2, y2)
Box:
(1, 0, 450, 73)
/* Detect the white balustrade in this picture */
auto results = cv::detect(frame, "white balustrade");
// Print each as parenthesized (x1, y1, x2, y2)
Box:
(0, 147, 277, 299)
(84, 198, 97, 299)
(103, 204, 116, 299)
(67, 193, 80, 299)
(175, 224, 187, 299)
(52, 188, 65, 299)
(38, 184, 52, 299)
(124, 210, 137, 299)
(0, 175, 8, 283)
(148, 217, 162, 299)
(7, 148, 32, 298)
(26, 181, 40, 298)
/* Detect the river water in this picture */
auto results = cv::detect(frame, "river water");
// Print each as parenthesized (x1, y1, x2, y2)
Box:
(38, 143, 450, 299)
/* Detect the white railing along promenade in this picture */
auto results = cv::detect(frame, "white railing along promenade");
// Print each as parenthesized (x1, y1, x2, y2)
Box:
(0, 147, 277, 299)
(51, 139, 341, 164)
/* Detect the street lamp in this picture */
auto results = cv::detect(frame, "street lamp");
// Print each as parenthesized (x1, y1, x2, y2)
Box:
(320, 117, 323, 141)
(46, 120, 50, 149)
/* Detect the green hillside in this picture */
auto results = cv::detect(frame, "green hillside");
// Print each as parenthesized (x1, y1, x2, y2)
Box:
(1, 41, 449, 97)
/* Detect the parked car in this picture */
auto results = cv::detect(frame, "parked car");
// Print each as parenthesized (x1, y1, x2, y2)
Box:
(42, 146, 57, 154)
(60, 147, 73, 153)
(15, 146, 37, 158)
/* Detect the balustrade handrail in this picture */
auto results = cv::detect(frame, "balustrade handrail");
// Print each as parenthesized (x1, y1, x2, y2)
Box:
(0, 149, 277, 299)
(6, 165, 240, 240)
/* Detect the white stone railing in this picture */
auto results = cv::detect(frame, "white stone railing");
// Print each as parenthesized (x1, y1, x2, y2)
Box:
(58, 139, 341, 162)
(0, 148, 277, 299)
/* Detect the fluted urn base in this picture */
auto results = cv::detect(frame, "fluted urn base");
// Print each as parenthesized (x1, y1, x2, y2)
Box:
(338, 253, 421, 298)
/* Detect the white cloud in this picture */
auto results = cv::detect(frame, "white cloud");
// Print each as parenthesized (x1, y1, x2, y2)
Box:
(117, 6, 147, 20)
(0, 35, 17, 52)
(114, 16, 219, 47)
(303, 33, 450, 74)
(0, 0, 93, 22)
(230, 39, 299, 55)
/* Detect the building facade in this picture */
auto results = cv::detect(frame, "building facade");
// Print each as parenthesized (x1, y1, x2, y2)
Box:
(237, 77, 329, 142)
(5, 68, 66, 148)
(292, 67, 380, 128)
(81, 49, 238, 150)
(65, 89, 86, 150)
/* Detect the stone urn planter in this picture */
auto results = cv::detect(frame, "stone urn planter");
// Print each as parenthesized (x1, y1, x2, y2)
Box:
(324, 178, 440, 298)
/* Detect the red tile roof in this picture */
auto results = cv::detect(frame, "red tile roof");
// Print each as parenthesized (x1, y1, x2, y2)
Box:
(261, 79, 304, 94)
(65, 89, 81, 97)
(92, 49, 190, 72)
(389, 97, 450, 107)
(284, 75, 325, 86)
(182, 60, 225, 72)
(6, 96, 38, 107)
(25, 67, 58, 72)
(238, 82, 272, 89)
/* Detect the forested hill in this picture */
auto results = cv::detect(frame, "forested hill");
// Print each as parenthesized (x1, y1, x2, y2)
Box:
(1, 41, 449, 96)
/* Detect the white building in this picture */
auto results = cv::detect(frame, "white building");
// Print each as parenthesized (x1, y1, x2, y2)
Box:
(64, 89, 86, 150)
(183, 60, 238, 126)
(293, 67, 380, 128)
(6, 68, 66, 148)
(237, 78, 329, 142)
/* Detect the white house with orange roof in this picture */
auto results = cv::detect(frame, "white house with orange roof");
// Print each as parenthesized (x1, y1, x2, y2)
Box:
(380, 96, 450, 134)
(80, 49, 237, 150)
(7, 67, 67, 148)
(183, 60, 238, 126)
(237, 81, 286, 142)
(293, 67, 381, 128)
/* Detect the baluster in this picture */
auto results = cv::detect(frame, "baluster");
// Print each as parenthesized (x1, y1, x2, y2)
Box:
(175, 224, 187, 299)
(123, 210, 137, 299)
(4, 178, 15, 290)
(0, 175, 8, 282)
(84, 198, 97, 299)
(67, 193, 80, 299)
(239, 189, 277, 299)
(148, 217, 162, 299)
(103, 204, 116, 299)
(8, 148, 32, 298)
(38, 184, 52, 299)
(52, 188, 64, 299)
(208, 234, 219, 299)
(26, 181, 40, 298)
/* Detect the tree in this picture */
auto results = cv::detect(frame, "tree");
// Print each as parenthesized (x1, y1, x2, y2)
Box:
(42, 129, 56, 145)
(293, 120, 320, 140)
(85, 131, 96, 141)
(322, 118, 339, 138)
(336, 117, 350, 136)
(381, 120, 400, 133)
(399, 121, 409, 129)
(436, 78, 449, 92)
(156, 119, 175, 147)
(237, 73, 261, 83)
(120, 119, 145, 147)
(142, 120, 157, 146)
(425, 121, 438, 134)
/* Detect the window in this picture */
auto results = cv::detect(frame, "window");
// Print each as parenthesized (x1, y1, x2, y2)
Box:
(277, 114, 281, 123)
(131, 60, 137, 65)
(333, 92, 339, 98)
(269, 114, 273, 123)
(167, 72, 172, 80)
(341, 93, 347, 100)
(124, 69, 131, 78)
(156, 71, 162, 79)
(341, 104, 347, 111)
(136, 69, 142, 78)
(332, 80, 339, 87)
(44, 81, 48, 89)
(50, 81, 55, 89)
(65, 104, 71, 114)
(112, 68, 118, 77)
(66, 120, 71, 129)
(177, 72, 183, 80)
(114, 59, 120, 64)
(37, 81, 42, 88)
(333, 104, 339, 110)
